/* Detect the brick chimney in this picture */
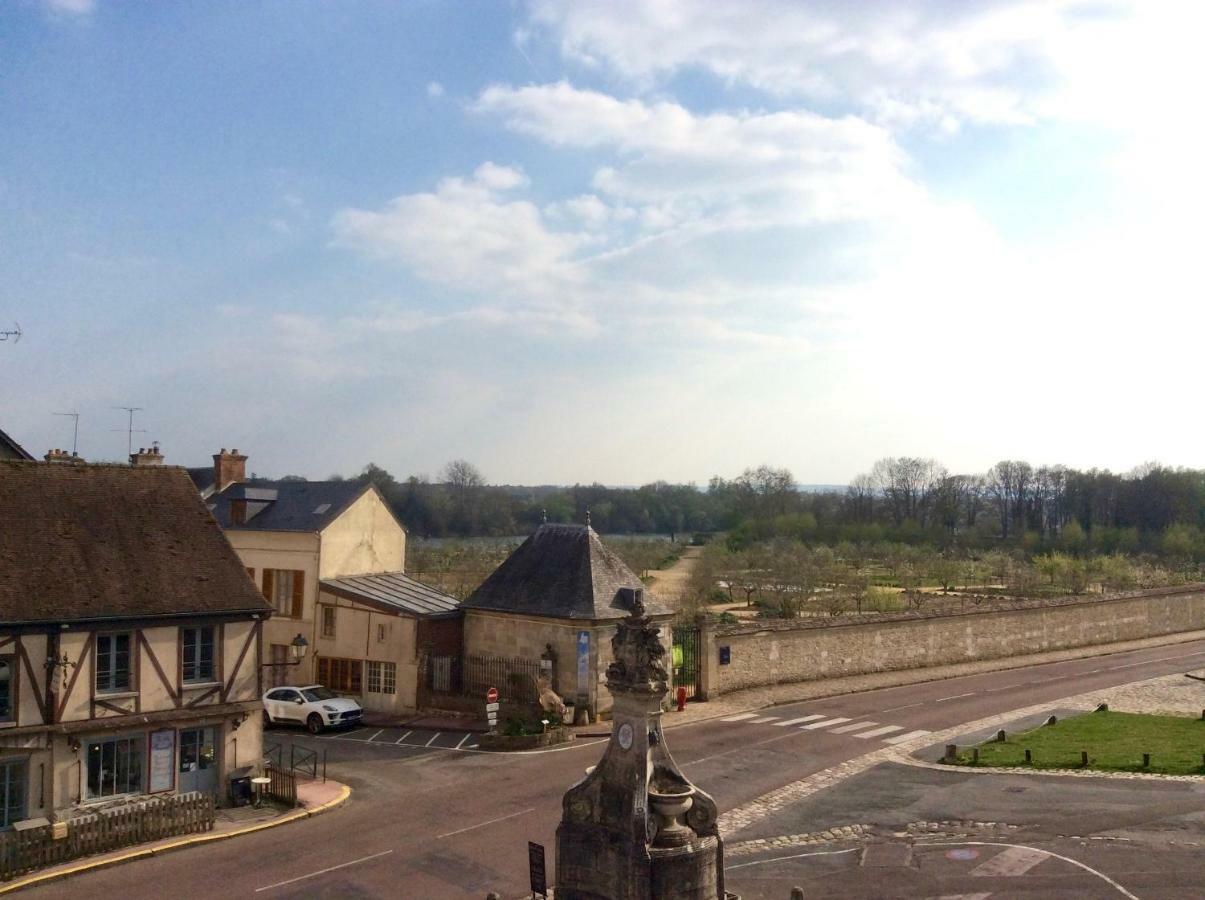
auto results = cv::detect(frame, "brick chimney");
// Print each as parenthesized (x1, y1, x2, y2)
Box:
(129, 441, 164, 467)
(213, 448, 247, 492)
(44, 448, 85, 464)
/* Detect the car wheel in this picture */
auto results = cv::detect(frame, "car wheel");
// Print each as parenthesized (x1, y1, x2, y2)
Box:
(262, 709, 273, 728)
(306, 713, 324, 735)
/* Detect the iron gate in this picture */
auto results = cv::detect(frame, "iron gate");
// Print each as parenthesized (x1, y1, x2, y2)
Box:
(671, 624, 702, 701)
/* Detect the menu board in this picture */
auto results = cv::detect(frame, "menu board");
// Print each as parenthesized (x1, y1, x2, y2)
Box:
(148, 728, 176, 793)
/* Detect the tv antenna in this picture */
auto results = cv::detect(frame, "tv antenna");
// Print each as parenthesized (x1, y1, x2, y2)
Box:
(111, 406, 146, 456)
(53, 411, 80, 456)
(0, 323, 20, 343)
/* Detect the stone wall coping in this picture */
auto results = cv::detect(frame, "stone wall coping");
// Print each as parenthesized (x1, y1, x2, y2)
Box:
(466, 608, 675, 626)
(714, 583, 1205, 638)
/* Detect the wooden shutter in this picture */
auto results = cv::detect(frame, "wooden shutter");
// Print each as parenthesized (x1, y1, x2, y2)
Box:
(291, 571, 305, 619)
(261, 569, 275, 602)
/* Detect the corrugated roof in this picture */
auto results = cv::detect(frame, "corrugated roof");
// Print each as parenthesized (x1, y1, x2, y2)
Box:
(0, 461, 271, 623)
(460, 524, 671, 620)
(321, 571, 461, 618)
(208, 480, 371, 532)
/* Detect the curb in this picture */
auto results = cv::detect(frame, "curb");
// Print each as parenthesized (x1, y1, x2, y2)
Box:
(0, 785, 351, 895)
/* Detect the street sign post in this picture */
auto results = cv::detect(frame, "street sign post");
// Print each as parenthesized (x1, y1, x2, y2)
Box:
(528, 841, 546, 898)
(486, 686, 499, 731)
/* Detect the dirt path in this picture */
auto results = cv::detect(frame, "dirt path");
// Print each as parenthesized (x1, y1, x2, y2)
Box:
(647, 545, 701, 608)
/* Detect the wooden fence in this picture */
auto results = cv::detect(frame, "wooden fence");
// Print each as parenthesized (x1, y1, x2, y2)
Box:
(0, 791, 214, 881)
(264, 765, 297, 808)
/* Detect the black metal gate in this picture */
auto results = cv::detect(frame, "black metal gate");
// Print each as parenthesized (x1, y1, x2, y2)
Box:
(671, 624, 702, 701)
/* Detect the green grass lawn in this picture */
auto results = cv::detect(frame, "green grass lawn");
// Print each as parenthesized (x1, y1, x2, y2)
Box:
(950, 711, 1205, 775)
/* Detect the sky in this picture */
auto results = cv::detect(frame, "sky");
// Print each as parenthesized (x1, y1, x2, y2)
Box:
(2, 0, 1203, 485)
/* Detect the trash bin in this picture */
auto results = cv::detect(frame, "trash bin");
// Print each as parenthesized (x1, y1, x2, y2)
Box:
(229, 771, 253, 807)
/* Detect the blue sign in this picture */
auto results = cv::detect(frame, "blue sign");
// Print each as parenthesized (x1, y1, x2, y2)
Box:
(576, 630, 590, 700)
(719, 645, 731, 666)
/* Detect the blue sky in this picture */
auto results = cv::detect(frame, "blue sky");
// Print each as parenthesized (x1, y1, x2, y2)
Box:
(3, 1, 1202, 484)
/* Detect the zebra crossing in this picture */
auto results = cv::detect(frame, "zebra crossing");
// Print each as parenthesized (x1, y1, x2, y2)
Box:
(719, 711, 930, 746)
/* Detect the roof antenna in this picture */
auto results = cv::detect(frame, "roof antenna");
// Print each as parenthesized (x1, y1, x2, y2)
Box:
(111, 406, 146, 457)
(53, 411, 80, 456)
(0, 323, 20, 344)
(585, 508, 591, 528)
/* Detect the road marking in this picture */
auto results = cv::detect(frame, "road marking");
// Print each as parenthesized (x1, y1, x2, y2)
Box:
(467, 742, 479, 749)
(775, 715, 826, 726)
(828, 721, 879, 734)
(885, 729, 931, 745)
(853, 725, 904, 739)
(436, 807, 535, 839)
(254, 850, 393, 892)
(340, 728, 366, 739)
(935, 692, 977, 702)
(368, 730, 383, 742)
(721, 713, 760, 722)
(928, 842, 1138, 899)
(749, 716, 779, 724)
(934, 894, 991, 899)
(970, 845, 1049, 877)
(803, 717, 852, 730)
(425, 732, 441, 747)
(455, 734, 471, 749)
(881, 701, 925, 712)
(728, 848, 858, 870)
(395, 731, 412, 744)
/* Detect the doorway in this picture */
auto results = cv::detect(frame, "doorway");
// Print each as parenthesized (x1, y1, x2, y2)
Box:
(178, 727, 218, 797)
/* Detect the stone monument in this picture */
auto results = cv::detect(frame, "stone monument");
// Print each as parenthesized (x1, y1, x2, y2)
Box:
(555, 588, 729, 899)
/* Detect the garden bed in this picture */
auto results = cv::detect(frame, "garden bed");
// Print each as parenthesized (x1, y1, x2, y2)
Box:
(947, 711, 1205, 775)
(477, 726, 574, 752)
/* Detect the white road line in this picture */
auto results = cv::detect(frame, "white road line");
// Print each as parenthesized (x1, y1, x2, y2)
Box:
(368, 730, 383, 742)
(395, 731, 412, 744)
(436, 807, 535, 839)
(829, 721, 879, 734)
(970, 845, 1049, 877)
(255, 850, 393, 892)
(340, 728, 366, 739)
(727, 848, 857, 870)
(927, 842, 1138, 899)
(881, 701, 925, 712)
(803, 717, 852, 730)
(748, 716, 779, 724)
(853, 724, 904, 739)
(884, 729, 931, 745)
(774, 715, 826, 727)
(467, 742, 479, 749)
(721, 713, 760, 722)
(425, 732, 441, 747)
(455, 734, 471, 750)
(935, 692, 977, 702)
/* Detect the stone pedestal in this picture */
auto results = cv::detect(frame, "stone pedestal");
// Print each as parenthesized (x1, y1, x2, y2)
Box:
(556, 591, 726, 900)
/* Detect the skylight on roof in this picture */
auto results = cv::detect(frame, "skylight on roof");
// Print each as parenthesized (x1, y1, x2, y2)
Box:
(313, 503, 331, 514)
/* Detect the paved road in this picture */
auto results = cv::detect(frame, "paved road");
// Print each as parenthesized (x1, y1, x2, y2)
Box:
(24, 638, 1205, 899)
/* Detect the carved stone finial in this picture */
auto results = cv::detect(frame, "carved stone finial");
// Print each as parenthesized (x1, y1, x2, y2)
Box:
(606, 591, 668, 695)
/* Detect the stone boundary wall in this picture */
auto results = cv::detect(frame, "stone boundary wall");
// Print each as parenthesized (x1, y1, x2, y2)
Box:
(705, 586, 1205, 696)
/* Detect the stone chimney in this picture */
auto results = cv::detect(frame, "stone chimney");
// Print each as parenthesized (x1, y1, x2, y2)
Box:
(129, 442, 164, 467)
(44, 448, 85, 465)
(213, 448, 247, 492)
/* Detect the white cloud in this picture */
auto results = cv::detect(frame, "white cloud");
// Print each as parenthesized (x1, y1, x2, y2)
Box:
(426, 81, 445, 98)
(43, 0, 95, 15)
(522, 0, 1136, 130)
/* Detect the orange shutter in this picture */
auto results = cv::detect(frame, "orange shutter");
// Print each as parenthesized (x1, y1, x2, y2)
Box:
(291, 571, 305, 618)
(261, 569, 275, 602)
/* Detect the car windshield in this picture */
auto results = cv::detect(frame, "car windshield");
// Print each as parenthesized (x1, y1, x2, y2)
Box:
(301, 687, 336, 702)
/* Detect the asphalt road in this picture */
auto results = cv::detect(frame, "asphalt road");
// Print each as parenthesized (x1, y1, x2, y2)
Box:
(23, 638, 1205, 899)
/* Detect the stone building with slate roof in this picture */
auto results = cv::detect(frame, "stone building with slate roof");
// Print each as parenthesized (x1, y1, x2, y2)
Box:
(0, 461, 271, 825)
(460, 524, 673, 717)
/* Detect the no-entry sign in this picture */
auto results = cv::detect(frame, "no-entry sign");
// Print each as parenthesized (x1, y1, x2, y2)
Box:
(486, 686, 499, 704)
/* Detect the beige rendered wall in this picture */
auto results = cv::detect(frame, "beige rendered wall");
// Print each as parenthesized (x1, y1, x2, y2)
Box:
(318, 489, 406, 579)
(708, 587, 1205, 695)
(314, 589, 419, 713)
(463, 612, 673, 715)
(228, 530, 320, 682)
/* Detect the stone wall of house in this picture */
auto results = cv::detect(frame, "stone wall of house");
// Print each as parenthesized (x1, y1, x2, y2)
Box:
(706, 586, 1205, 696)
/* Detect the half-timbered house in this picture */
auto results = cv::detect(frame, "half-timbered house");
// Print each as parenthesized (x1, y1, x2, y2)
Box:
(0, 461, 271, 826)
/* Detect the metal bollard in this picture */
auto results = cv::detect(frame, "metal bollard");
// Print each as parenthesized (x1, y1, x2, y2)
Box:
(944, 744, 958, 763)
(996, 729, 1006, 742)
(1080, 751, 1089, 767)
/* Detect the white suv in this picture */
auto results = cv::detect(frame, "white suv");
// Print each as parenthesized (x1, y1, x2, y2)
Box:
(263, 685, 363, 734)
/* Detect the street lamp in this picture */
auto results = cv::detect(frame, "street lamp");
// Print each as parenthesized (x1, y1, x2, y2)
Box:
(262, 634, 309, 668)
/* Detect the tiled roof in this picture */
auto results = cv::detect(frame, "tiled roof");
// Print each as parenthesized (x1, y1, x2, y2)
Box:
(208, 480, 373, 532)
(0, 461, 271, 624)
(321, 571, 461, 618)
(460, 524, 670, 620)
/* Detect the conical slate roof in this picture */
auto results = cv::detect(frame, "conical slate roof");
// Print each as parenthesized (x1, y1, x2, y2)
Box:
(461, 524, 671, 620)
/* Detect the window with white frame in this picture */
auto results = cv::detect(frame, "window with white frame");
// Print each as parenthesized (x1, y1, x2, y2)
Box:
(95, 633, 132, 693)
(366, 661, 396, 695)
(181, 626, 216, 683)
(86, 734, 144, 799)
(0, 760, 25, 828)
